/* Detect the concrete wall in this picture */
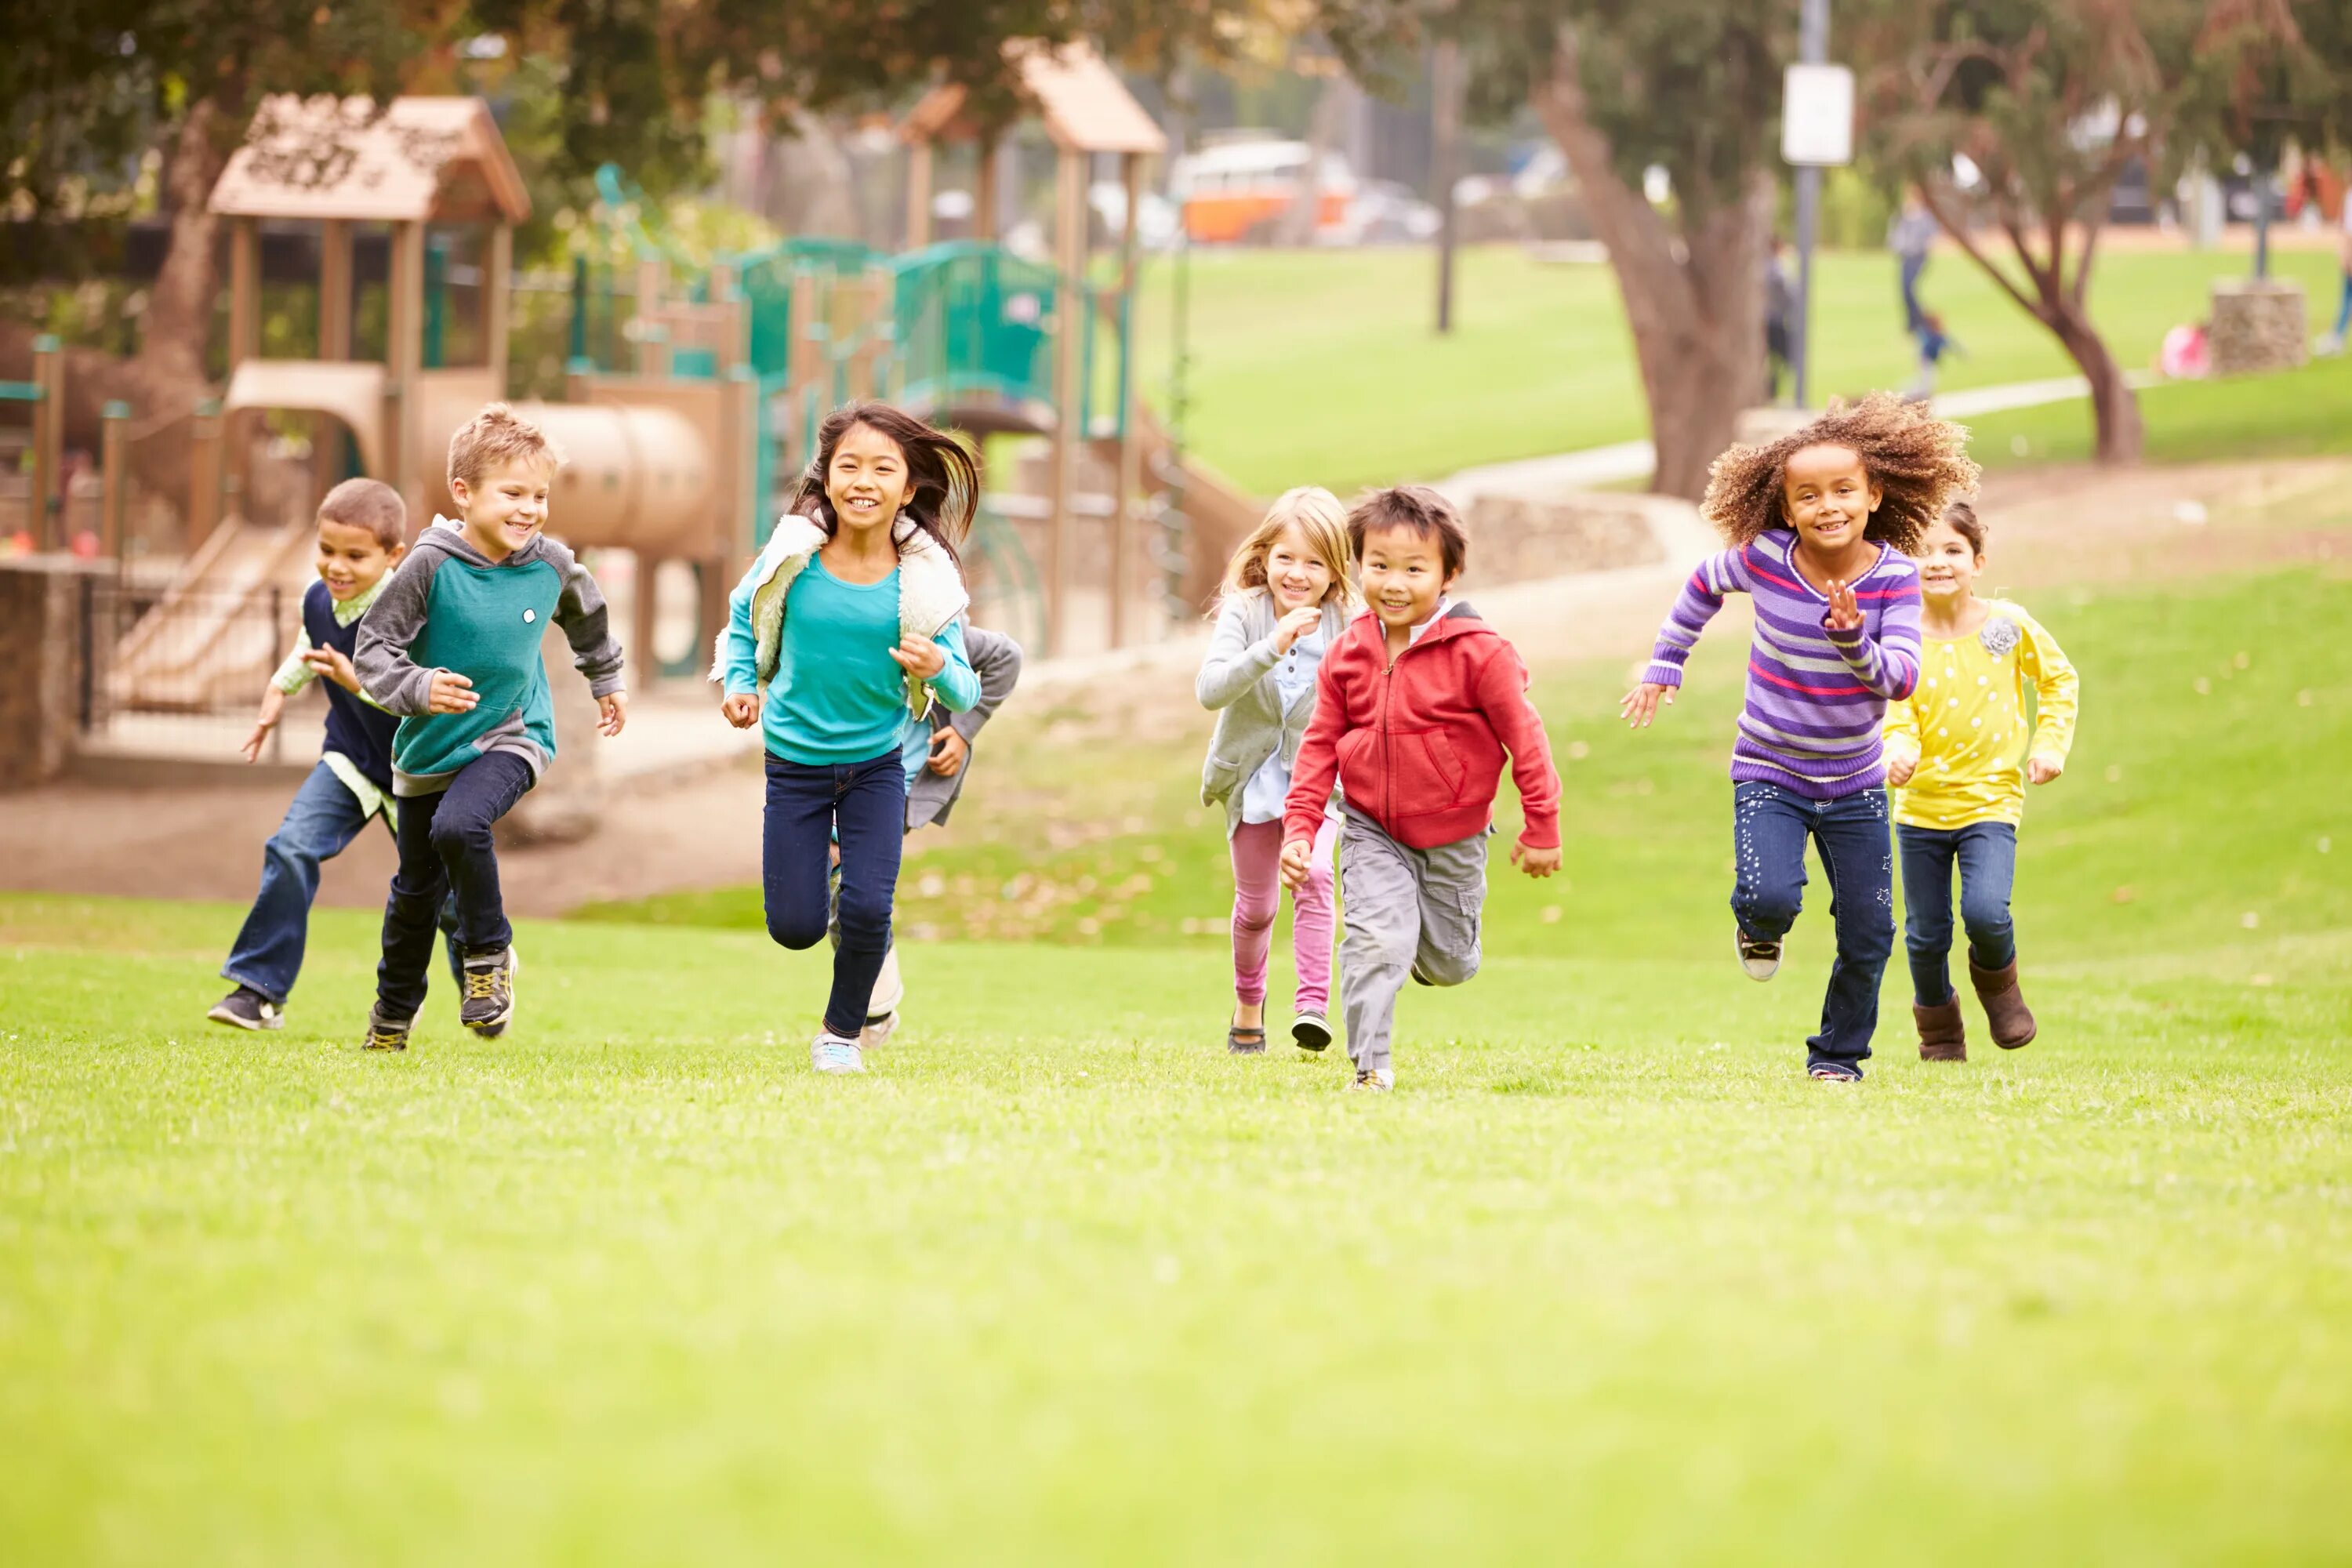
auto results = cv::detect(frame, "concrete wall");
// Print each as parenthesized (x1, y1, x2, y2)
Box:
(0, 557, 107, 792)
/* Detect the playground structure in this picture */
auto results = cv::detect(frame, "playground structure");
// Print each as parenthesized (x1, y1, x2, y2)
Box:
(69, 45, 1255, 740)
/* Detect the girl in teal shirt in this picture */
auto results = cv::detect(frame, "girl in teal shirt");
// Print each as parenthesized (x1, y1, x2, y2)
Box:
(717, 403, 980, 1074)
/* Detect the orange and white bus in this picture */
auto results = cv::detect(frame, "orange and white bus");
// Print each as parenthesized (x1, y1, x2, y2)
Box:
(1170, 136, 1356, 245)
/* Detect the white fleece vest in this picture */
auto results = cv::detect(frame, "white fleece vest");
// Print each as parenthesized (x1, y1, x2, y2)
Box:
(709, 513, 971, 720)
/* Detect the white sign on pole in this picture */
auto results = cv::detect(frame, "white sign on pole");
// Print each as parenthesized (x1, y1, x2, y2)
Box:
(1782, 64, 1856, 168)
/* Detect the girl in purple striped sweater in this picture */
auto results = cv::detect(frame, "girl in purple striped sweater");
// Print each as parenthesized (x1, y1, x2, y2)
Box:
(1622, 395, 1980, 1081)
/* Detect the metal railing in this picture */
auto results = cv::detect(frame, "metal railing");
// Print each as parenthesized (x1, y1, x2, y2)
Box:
(75, 573, 311, 760)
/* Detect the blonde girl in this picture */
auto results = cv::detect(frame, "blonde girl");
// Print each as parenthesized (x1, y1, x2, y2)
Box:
(1883, 501, 2078, 1061)
(1196, 488, 1359, 1054)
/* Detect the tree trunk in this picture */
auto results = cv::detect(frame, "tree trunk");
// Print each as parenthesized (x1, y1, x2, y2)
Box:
(2047, 302, 2143, 463)
(1533, 42, 1772, 500)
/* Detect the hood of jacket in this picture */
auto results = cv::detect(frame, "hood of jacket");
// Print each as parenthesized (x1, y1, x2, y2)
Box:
(707, 511, 971, 720)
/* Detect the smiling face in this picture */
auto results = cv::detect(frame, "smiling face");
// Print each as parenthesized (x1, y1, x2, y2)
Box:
(1264, 522, 1337, 612)
(826, 421, 911, 536)
(452, 456, 554, 561)
(1913, 517, 1982, 604)
(314, 518, 402, 602)
(1780, 442, 1882, 560)
(1358, 522, 1454, 631)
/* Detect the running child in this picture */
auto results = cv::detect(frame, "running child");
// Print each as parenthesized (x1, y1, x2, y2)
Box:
(832, 615, 1023, 1051)
(1622, 393, 1976, 1081)
(1882, 500, 2078, 1060)
(209, 479, 453, 1028)
(1197, 486, 1358, 1056)
(716, 402, 980, 1076)
(354, 405, 628, 1050)
(1280, 486, 1561, 1091)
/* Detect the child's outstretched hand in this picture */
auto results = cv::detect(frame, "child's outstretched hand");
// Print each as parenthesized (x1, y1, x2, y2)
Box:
(1824, 579, 1864, 633)
(1272, 604, 1320, 654)
(426, 670, 478, 714)
(1279, 837, 1314, 891)
(2027, 756, 2064, 786)
(1621, 681, 1675, 728)
(1510, 839, 1561, 879)
(301, 644, 361, 694)
(597, 690, 628, 738)
(720, 691, 760, 729)
(889, 633, 946, 681)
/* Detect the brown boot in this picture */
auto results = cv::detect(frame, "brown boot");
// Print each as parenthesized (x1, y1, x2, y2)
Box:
(1969, 957, 2038, 1050)
(1914, 994, 1967, 1062)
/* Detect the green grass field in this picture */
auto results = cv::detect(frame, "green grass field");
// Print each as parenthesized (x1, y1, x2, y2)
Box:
(6, 494, 2350, 1563)
(1133, 243, 2348, 493)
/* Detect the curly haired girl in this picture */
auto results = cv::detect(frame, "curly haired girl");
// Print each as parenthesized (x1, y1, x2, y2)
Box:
(1621, 394, 1979, 1082)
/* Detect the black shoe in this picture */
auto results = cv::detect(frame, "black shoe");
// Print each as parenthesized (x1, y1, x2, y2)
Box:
(1227, 1015, 1267, 1055)
(1291, 1011, 1333, 1052)
(363, 1004, 416, 1052)
(207, 985, 283, 1031)
(460, 947, 518, 1037)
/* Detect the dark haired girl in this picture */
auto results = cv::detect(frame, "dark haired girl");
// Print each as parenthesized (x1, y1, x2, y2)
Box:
(713, 402, 981, 1074)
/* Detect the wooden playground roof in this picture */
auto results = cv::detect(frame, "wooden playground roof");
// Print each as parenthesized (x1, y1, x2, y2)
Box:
(210, 96, 531, 224)
(904, 41, 1167, 157)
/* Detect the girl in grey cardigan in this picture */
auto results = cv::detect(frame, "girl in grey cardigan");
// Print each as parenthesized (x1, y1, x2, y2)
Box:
(1196, 487, 1359, 1055)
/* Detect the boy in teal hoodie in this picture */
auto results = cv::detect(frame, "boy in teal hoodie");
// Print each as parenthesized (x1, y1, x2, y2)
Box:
(355, 404, 627, 1049)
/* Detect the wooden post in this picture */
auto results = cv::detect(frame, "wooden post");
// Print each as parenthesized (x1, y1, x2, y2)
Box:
(1110, 151, 1145, 649)
(319, 220, 354, 359)
(1044, 147, 1087, 655)
(187, 398, 224, 552)
(98, 401, 129, 557)
(485, 222, 514, 394)
(631, 555, 662, 694)
(385, 220, 425, 488)
(906, 140, 935, 249)
(975, 135, 1000, 244)
(228, 218, 261, 369)
(30, 334, 62, 551)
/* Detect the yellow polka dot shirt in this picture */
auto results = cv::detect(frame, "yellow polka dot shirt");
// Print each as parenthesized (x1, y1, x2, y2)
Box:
(1880, 600, 2079, 829)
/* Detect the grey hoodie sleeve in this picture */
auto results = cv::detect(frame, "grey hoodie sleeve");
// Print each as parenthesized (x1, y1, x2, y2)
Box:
(948, 625, 1024, 743)
(546, 542, 628, 699)
(354, 546, 447, 717)
(1195, 595, 1281, 711)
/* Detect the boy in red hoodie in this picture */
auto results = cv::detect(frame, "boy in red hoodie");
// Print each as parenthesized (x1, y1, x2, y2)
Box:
(1280, 486, 1562, 1090)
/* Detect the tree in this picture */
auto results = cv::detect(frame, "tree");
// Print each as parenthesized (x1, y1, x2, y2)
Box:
(1326, 2, 1795, 499)
(1854, 0, 2315, 466)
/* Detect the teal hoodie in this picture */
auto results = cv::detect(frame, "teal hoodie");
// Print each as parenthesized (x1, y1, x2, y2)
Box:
(355, 521, 626, 797)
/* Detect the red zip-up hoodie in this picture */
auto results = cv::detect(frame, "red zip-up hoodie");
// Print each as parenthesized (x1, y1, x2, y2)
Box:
(1282, 603, 1561, 851)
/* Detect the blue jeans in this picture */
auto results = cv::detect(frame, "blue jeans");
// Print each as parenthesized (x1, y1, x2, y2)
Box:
(1731, 781, 1894, 1071)
(223, 761, 456, 1005)
(376, 752, 534, 1019)
(1896, 822, 2018, 1006)
(1900, 251, 1929, 332)
(764, 750, 907, 1038)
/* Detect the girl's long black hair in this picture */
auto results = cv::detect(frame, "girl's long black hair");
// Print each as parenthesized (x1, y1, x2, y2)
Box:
(789, 401, 979, 564)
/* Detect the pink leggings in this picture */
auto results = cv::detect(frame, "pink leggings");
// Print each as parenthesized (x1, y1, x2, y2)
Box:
(1229, 815, 1338, 1013)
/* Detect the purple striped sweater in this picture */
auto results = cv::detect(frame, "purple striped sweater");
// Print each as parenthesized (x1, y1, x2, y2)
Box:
(1643, 530, 1922, 799)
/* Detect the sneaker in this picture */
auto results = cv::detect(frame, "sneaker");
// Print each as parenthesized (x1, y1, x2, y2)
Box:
(1227, 1015, 1268, 1055)
(1410, 962, 1433, 986)
(1808, 1061, 1864, 1083)
(208, 985, 283, 1031)
(1291, 1011, 1333, 1053)
(363, 1004, 416, 1052)
(460, 946, 518, 1037)
(1351, 1067, 1395, 1092)
(860, 1011, 899, 1051)
(1736, 930, 1782, 981)
(811, 1032, 866, 1074)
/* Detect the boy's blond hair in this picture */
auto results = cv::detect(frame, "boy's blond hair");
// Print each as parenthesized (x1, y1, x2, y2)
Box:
(1215, 486, 1359, 612)
(446, 401, 564, 492)
(318, 477, 406, 550)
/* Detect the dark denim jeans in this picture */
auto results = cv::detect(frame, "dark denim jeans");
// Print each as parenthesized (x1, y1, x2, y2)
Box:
(376, 752, 535, 1019)
(1731, 780, 1895, 1071)
(1896, 821, 2019, 1006)
(224, 761, 457, 1005)
(764, 750, 906, 1038)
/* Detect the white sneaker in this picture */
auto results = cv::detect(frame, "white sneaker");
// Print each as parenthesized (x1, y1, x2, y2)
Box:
(1350, 1067, 1394, 1092)
(859, 1011, 899, 1051)
(810, 1031, 866, 1074)
(1736, 929, 1783, 981)
(867, 942, 906, 1018)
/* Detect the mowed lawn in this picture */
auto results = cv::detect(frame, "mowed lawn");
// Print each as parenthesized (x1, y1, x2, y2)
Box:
(5, 518, 2351, 1563)
(1133, 241, 2348, 494)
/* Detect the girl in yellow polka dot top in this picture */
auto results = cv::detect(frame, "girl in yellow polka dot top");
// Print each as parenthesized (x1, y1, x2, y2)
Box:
(1882, 502, 2078, 1062)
